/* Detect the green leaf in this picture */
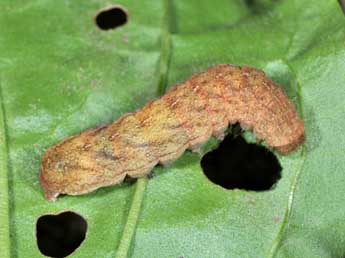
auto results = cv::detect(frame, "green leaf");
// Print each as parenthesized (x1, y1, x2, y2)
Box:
(1, 0, 345, 257)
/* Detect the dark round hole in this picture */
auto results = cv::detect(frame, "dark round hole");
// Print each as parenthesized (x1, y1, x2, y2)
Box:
(36, 211, 87, 258)
(95, 6, 128, 30)
(201, 134, 282, 191)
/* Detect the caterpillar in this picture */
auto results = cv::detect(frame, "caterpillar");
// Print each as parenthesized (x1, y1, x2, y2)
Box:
(40, 65, 305, 201)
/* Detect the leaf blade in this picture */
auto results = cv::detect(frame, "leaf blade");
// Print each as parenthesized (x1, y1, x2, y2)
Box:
(1, 1, 345, 258)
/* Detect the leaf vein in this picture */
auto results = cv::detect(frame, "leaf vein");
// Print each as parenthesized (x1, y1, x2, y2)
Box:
(266, 61, 306, 258)
(115, 0, 173, 256)
(0, 80, 11, 258)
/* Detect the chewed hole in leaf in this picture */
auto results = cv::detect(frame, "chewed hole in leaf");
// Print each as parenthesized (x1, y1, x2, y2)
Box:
(201, 134, 282, 191)
(36, 211, 87, 258)
(95, 6, 128, 30)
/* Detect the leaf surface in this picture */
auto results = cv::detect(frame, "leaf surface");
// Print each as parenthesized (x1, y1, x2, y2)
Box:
(0, 1, 345, 257)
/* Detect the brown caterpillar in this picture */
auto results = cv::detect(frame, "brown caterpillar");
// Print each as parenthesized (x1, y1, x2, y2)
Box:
(40, 65, 305, 201)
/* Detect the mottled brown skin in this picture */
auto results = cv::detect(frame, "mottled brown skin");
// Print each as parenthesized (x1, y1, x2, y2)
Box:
(40, 65, 305, 201)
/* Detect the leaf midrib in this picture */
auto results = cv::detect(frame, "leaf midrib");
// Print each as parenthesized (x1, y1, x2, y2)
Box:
(114, 0, 173, 257)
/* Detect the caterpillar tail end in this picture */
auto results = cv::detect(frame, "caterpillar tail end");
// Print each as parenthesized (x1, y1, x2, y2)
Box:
(39, 172, 60, 202)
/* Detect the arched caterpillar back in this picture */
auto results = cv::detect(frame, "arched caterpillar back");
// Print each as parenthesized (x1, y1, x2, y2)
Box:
(40, 65, 305, 201)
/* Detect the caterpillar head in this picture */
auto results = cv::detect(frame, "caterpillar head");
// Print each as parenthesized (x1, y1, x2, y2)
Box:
(239, 66, 305, 154)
